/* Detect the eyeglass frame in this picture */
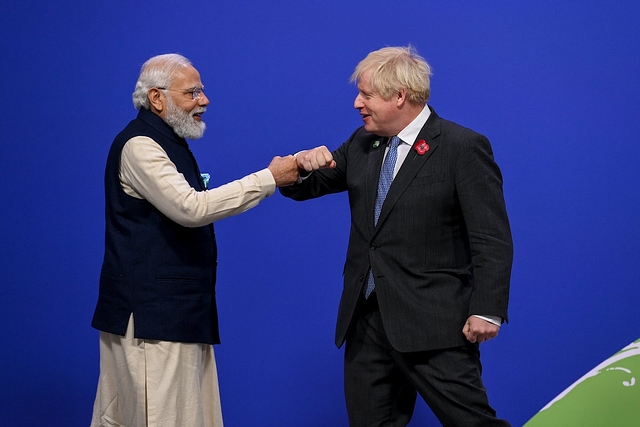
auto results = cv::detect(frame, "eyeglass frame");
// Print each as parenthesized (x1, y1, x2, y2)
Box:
(156, 86, 205, 100)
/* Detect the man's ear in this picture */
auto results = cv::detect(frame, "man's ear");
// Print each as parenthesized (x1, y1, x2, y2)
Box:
(396, 88, 407, 107)
(148, 88, 165, 115)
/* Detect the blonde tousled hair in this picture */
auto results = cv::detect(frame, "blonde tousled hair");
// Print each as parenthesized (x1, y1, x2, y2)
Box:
(350, 45, 432, 104)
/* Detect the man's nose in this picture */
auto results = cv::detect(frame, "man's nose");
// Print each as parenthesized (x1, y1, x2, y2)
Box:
(354, 94, 363, 109)
(199, 92, 210, 106)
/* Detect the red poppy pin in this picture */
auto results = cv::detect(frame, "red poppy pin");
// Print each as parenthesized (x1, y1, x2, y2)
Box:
(414, 139, 429, 155)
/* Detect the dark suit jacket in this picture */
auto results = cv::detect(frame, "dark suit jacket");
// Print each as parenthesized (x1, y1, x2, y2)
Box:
(281, 107, 513, 353)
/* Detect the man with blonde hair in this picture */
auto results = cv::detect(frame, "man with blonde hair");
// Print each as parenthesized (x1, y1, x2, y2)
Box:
(282, 46, 513, 426)
(90, 53, 301, 426)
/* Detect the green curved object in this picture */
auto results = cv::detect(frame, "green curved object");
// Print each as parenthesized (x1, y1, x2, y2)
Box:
(524, 338, 640, 426)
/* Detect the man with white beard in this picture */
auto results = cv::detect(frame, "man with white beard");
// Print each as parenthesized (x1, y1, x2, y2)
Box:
(90, 54, 301, 427)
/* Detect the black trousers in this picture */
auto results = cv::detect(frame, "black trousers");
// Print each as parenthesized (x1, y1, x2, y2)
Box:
(344, 293, 510, 427)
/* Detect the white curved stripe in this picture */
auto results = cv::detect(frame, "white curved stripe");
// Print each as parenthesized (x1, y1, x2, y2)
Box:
(540, 339, 640, 411)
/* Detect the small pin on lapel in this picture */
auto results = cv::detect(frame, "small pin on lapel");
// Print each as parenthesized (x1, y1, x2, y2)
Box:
(200, 173, 210, 189)
(373, 140, 380, 148)
(413, 140, 429, 155)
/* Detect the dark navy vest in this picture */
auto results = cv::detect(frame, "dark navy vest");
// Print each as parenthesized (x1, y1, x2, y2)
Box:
(92, 109, 219, 344)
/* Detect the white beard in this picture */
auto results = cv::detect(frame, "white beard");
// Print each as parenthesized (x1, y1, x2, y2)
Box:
(164, 97, 206, 140)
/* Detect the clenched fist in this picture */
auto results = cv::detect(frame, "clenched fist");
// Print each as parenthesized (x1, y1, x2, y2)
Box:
(295, 146, 336, 172)
(268, 155, 299, 187)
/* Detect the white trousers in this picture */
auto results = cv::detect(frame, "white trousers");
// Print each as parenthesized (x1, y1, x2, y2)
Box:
(90, 315, 223, 427)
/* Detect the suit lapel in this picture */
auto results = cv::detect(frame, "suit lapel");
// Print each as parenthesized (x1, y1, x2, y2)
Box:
(374, 112, 442, 231)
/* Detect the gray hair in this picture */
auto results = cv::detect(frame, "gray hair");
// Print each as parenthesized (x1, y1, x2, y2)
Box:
(132, 54, 192, 110)
(350, 46, 432, 104)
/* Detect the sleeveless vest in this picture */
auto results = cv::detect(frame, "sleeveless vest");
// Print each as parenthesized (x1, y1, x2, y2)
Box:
(92, 108, 219, 344)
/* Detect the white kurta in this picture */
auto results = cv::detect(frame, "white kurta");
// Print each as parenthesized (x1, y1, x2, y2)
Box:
(91, 316, 223, 427)
(91, 135, 276, 427)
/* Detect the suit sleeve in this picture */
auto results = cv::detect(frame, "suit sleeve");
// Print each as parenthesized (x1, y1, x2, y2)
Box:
(454, 133, 513, 322)
(280, 133, 356, 200)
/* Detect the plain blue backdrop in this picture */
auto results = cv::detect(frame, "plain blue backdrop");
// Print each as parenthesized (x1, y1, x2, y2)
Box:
(1, 1, 639, 426)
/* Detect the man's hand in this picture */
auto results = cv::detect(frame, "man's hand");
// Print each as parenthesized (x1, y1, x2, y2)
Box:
(268, 155, 299, 187)
(462, 316, 500, 344)
(296, 146, 336, 172)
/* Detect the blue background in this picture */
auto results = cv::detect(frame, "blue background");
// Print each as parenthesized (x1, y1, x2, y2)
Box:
(1, 1, 639, 426)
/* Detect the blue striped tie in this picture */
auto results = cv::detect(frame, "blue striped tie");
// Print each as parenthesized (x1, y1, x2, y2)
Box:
(365, 136, 401, 298)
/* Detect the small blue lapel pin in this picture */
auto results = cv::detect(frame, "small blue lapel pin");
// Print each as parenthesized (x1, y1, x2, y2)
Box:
(200, 173, 210, 189)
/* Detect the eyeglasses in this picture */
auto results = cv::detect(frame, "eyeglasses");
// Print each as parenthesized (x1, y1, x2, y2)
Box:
(157, 86, 205, 100)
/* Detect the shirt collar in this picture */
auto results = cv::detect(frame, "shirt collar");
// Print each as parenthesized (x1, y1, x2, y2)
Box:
(397, 105, 431, 145)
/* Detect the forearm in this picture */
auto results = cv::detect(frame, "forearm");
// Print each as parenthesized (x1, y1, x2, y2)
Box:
(150, 169, 275, 227)
(120, 136, 276, 227)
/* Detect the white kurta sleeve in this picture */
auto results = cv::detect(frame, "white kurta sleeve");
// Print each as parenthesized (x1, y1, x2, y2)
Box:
(119, 136, 276, 228)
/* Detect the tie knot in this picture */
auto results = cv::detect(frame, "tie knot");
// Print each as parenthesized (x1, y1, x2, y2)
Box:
(390, 136, 401, 148)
